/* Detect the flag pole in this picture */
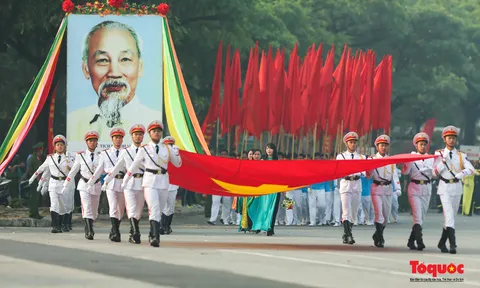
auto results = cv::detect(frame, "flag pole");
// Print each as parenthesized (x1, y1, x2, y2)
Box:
(215, 118, 220, 155)
(312, 123, 318, 159)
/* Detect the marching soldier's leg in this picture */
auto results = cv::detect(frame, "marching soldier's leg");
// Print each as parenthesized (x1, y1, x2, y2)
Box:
(106, 189, 121, 242)
(447, 194, 462, 254)
(438, 194, 451, 253)
(144, 187, 161, 247)
(371, 194, 383, 247)
(79, 191, 94, 240)
(49, 191, 62, 233)
(349, 191, 361, 244)
(381, 194, 392, 246)
(208, 196, 222, 225)
(408, 193, 420, 250)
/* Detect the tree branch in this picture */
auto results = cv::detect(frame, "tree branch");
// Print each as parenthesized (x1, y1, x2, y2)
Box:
(181, 14, 227, 25)
(5, 36, 43, 68)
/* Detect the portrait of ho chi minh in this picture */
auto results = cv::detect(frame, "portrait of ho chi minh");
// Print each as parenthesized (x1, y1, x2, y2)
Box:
(67, 17, 163, 151)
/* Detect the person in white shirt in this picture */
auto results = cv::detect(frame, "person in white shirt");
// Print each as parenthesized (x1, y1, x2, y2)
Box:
(62, 130, 101, 240)
(162, 136, 179, 235)
(123, 120, 182, 247)
(28, 135, 75, 233)
(367, 135, 401, 248)
(433, 126, 475, 254)
(89, 124, 146, 244)
(336, 132, 365, 245)
(402, 132, 434, 251)
(90, 127, 126, 242)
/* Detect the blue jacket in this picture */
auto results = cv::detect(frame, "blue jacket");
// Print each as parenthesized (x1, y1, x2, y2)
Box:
(311, 182, 325, 190)
(361, 176, 372, 196)
(301, 187, 309, 193)
(325, 180, 336, 192)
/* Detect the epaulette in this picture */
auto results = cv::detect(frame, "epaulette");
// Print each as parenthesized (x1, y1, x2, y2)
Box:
(77, 151, 84, 154)
(141, 144, 148, 147)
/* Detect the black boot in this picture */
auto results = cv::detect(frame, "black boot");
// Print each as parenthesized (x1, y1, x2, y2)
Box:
(447, 227, 457, 254)
(342, 221, 349, 244)
(160, 214, 167, 235)
(349, 222, 355, 244)
(437, 228, 449, 253)
(407, 226, 417, 250)
(373, 222, 383, 247)
(128, 218, 135, 243)
(60, 214, 69, 232)
(84, 218, 94, 240)
(150, 220, 160, 247)
(109, 218, 121, 242)
(129, 218, 141, 244)
(68, 212, 73, 231)
(51, 211, 62, 233)
(414, 224, 425, 251)
(380, 225, 386, 246)
(166, 214, 173, 235)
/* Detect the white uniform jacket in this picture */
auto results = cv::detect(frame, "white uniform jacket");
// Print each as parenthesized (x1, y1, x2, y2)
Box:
(103, 145, 145, 191)
(402, 152, 434, 196)
(30, 152, 75, 193)
(336, 151, 366, 193)
(91, 147, 124, 192)
(367, 153, 401, 196)
(64, 150, 101, 195)
(433, 148, 475, 196)
(125, 141, 182, 190)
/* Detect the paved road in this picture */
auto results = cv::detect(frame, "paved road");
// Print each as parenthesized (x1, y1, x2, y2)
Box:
(0, 213, 479, 287)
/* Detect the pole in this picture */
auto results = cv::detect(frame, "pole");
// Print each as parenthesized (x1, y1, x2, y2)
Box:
(312, 123, 318, 159)
(215, 118, 220, 155)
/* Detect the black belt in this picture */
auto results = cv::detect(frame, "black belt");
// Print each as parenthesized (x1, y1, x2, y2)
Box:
(132, 173, 144, 178)
(146, 168, 167, 175)
(373, 180, 392, 186)
(344, 176, 360, 181)
(440, 176, 459, 184)
(80, 174, 100, 184)
(51, 175, 66, 181)
(410, 179, 431, 185)
(115, 174, 125, 179)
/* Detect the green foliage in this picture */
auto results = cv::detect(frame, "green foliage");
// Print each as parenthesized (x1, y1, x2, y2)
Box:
(0, 0, 479, 143)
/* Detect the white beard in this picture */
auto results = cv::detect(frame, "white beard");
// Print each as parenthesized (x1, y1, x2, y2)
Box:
(97, 80, 131, 128)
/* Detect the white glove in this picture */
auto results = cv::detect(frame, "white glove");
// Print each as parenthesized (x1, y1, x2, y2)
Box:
(36, 183, 42, 192)
(396, 190, 401, 197)
(41, 184, 48, 196)
(28, 176, 36, 186)
(101, 182, 108, 191)
(455, 172, 465, 180)
(86, 176, 96, 186)
(59, 187, 67, 195)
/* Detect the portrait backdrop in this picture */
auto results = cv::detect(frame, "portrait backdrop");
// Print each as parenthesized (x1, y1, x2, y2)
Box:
(67, 15, 163, 152)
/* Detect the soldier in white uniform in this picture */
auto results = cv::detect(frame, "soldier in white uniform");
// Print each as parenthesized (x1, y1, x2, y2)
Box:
(433, 125, 475, 254)
(123, 120, 182, 247)
(28, 135, 75, 233)
(90, 127, 126, 242)
(91, 124, 146, 244)
(402, 132, 434, 251)
(367, 135, 401, 248)
(62, 131, 101, 240)
(336, 132, 365, 245)
(162, 136, 179, 235)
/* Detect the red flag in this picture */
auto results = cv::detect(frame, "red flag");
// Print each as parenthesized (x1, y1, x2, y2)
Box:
(268, 48, 285, 135)
(242, 43, 261, 137)
(328, 44, 348, 136)
(361, 50, 375, 134)
(258, 49, 269, 133)
(201, 41, 223, 143)
(169, 150, 436, 196)
(346, 51, 363, 133)
(219, 45, 232, 135)
(318, 46, 334, 133)
(383, 55, 393, 134)
(305, 44, 323, 130)
(422, 118, 436, 152)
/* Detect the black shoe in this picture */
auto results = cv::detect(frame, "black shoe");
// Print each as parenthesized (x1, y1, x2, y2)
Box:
(267, 230, 274, 236)
(407, 226, 417, 250)
(109, 218, 121, 242)
(373, 222, 384, 248)
(438, 228, 449, 253)
(84, 218, 94, 240)
(348, 222, 355, 244)
(128, 218, 135, 243)
(414, 224, 425, 251)
(446, 227, 457, 254)
(59, 214, 69, 232)
(150, 220, 160, 247)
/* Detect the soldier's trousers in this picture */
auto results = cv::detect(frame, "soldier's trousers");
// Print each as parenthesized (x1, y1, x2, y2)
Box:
(124, 189, 144, 220)
(79, 190, 100, 220)
(340, 190, 361, 223)
(106, 189, 126, 220)
(372, 194, 392, 225)
(408, 192, 431, 225)
(144, 187, 168, 222)
(163, 188, 178, 216)
(440, 194, 461, 228)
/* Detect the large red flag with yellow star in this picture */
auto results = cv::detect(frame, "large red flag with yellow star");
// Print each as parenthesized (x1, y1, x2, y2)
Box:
(168, 151, 436, 196)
